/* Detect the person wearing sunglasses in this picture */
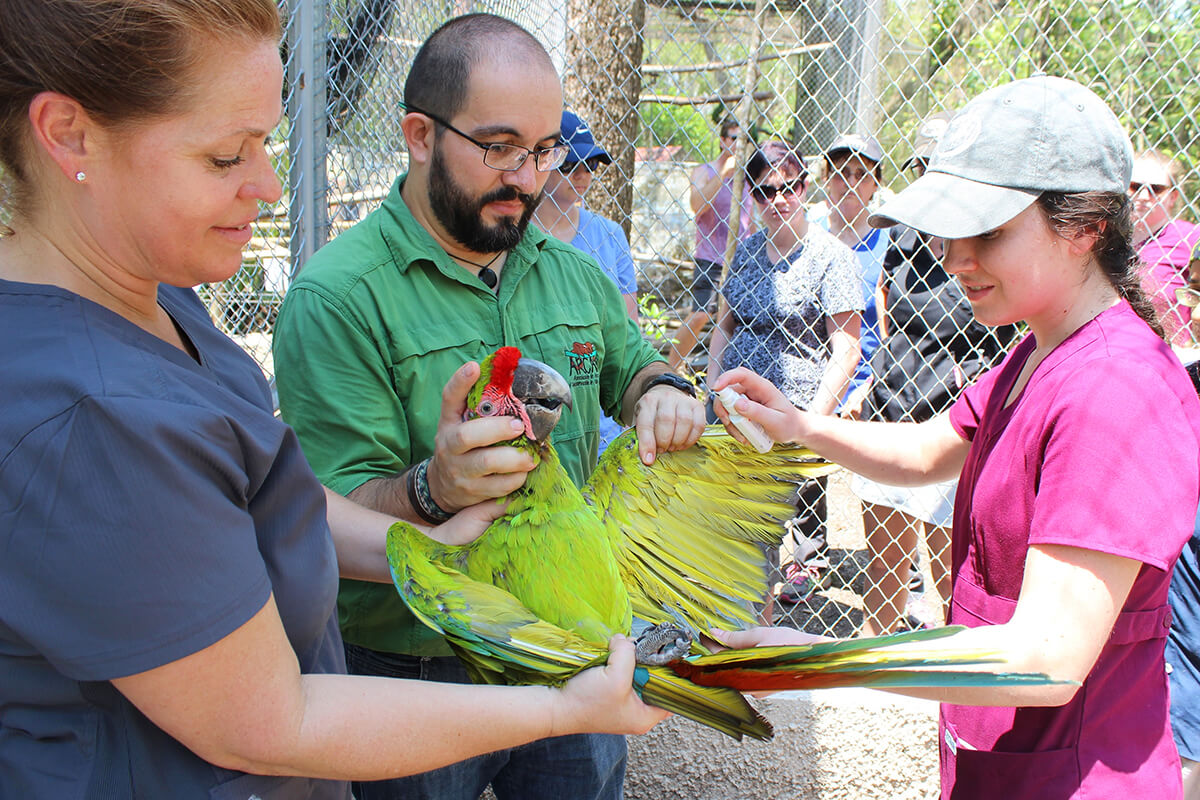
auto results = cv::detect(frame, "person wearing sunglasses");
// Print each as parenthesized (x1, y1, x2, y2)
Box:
(708, 140, 863, 611)
(273, 15, 706, 800)
(533, 110, 639, 454)
(1130, 150, 1200, 347)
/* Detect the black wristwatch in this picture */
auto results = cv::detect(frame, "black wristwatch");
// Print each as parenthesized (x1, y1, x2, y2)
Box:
(641, 372, 697, 398)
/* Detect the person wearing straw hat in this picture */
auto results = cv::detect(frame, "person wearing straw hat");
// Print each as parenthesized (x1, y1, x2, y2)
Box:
(713, 75, 1199, 798)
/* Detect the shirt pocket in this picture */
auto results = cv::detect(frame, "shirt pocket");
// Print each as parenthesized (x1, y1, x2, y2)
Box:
(940, 720, 1080, 799)
(512, 303, 607, 448)
(386, 318, 493, 451)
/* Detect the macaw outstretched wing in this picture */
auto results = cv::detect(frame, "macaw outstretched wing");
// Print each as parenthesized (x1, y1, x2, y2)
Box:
(386, 521, 775, 740)
(582, 426, 838, 637)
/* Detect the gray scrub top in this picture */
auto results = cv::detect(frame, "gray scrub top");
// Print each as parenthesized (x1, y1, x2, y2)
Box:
(0, 280, 350, 799)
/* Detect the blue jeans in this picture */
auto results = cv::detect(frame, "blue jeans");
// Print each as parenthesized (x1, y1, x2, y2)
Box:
(344, 643, 628, 800)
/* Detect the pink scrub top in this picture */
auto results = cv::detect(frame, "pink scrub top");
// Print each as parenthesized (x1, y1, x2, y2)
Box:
(1138, 219, 1200, 347)
(943, 301, 1200, 799)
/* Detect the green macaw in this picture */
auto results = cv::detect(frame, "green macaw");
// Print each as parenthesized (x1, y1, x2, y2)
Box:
(387, 347, 1064, 741)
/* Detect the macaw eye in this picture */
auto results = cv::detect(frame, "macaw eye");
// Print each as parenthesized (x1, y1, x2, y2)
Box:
(478, 400, 495, 415)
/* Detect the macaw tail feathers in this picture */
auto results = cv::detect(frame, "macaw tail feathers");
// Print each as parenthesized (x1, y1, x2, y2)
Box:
(635, 665, 774, 741)
(670, 626, 1075, 693)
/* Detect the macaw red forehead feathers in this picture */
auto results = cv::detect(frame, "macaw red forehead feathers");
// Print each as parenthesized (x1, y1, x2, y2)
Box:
(489, 346, 522, 393)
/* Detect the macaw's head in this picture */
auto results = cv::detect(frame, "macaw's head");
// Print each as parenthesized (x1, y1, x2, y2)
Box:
(465, 347, 573, 445)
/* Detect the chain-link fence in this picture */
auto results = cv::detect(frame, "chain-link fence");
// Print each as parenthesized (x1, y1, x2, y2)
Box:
(220, 0, 1200, 637)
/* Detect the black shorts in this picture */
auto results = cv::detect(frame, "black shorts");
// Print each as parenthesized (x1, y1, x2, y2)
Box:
(690, 257, 723, 311)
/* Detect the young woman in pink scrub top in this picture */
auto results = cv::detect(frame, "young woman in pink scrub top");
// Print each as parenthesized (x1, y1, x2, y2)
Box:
(713, 76, 1200, 799)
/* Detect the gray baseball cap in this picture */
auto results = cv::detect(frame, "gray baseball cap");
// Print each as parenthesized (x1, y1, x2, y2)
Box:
(869, 76, 1133, 238)
(824, 132, 884, 165)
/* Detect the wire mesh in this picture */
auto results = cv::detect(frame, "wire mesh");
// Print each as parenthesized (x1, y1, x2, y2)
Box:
(216, 0, 1200, 637)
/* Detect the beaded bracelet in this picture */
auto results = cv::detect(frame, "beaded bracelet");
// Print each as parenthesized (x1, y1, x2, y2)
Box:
(406, 457, 453, 524)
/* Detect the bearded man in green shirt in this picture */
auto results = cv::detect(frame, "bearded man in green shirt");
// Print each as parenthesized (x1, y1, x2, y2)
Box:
(273, 13, 705, 800)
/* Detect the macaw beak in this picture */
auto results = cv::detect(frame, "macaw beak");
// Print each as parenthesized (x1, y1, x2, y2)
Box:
(512, 357, 573, 443)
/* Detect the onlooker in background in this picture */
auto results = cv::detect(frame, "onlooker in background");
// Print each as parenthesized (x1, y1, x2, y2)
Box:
(707, 141, 862, 608)
(273, 14, 705, 800)
(847, 117, 1016, 635)
(533, 110, 638, 454)
(1167, 502, 1200, 800)
(669, 117, 754, 374)
(1131, 150, 1200, 347)
(0, 2, 666, 797)
(1169, 241, 1200, 800)
(810, 134, 888, 406)
(1179, 242, 1200, 347)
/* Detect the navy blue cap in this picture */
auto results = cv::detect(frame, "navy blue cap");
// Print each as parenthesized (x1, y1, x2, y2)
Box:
(560, 110, 612, 165)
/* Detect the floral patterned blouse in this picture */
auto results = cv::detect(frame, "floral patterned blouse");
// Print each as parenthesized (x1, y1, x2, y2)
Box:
(720, 225, 862, 408)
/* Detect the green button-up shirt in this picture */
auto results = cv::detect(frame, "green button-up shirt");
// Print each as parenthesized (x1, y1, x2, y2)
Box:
(275, 177, 662, 655)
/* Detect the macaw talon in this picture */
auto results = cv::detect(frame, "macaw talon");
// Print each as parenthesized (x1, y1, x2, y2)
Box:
(634, 622, 693, 665)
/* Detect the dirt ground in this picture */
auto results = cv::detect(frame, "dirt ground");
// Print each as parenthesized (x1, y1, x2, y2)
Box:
(768, 470, 946, 639)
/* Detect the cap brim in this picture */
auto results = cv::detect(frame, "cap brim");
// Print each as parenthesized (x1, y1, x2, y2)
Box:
(868, 171, 1039, 238)
(825, 145, 881, 164)
(565, 144, 612, 165)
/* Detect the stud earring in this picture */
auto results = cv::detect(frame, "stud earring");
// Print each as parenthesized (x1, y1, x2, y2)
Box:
(74, 171, 86, 182)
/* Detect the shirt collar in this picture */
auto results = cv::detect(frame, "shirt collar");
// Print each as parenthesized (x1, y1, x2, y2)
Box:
(378, 174, 550, 285)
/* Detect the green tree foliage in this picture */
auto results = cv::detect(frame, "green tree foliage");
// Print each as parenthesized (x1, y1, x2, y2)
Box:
(640, 104, 720, 160)
(880, 0, 1199, 196)
(638, 1, 1197, 197)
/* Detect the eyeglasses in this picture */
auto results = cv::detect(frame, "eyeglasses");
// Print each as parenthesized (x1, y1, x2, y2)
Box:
(1129, 181, 1171, 196)
(560, 157, 604, 174)
(1176, 286, 1200, 308)
(750, 178, 805, 203)
(408, 105, 569, 172)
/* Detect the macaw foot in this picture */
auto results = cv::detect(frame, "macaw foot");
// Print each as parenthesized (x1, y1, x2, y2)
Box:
(634, 622, 693, 665)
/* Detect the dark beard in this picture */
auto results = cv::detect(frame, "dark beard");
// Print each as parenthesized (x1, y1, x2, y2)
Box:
(428, 143, 540, 253)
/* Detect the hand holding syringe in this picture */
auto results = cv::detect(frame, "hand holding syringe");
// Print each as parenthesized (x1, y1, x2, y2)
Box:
(714, 387, 774, 453)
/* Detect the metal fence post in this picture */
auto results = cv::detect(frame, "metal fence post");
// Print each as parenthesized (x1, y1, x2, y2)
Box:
(286, 0, 329, 278)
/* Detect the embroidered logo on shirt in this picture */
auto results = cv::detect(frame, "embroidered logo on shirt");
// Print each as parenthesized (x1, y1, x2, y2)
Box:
(565, 341, 600, 386)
